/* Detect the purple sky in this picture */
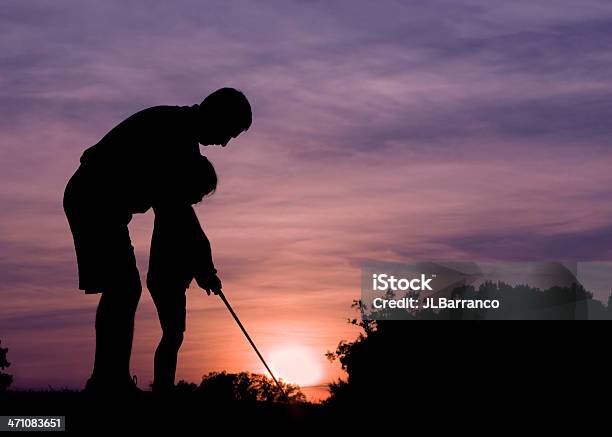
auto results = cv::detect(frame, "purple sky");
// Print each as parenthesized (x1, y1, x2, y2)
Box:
(2, 1, 612, 398)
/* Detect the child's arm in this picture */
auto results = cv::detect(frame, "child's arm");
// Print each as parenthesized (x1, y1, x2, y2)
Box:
(149, 203, 221, 294)
(181, 205, 223, 295)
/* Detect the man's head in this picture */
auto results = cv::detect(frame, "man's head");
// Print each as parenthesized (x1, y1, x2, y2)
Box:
(197, 88, 252, 147)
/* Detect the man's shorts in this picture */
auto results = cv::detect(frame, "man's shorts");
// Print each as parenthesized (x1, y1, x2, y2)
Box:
(148, 284, 187, 333)
(63, 166, 142, 294)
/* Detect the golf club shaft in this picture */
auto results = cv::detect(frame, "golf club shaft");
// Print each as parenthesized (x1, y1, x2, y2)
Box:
(217, 290, 287, 399)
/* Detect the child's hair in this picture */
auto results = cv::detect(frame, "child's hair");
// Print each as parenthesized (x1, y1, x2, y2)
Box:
(178, 154, 218, 204)
(193, 155, 217, 199)
(153, 155, 218, 206)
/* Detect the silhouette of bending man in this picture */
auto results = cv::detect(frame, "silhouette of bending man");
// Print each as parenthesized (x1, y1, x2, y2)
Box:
(63, 88, 252, 393)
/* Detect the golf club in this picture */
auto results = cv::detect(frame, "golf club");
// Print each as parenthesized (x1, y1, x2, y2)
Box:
(216, 289, 288, 400)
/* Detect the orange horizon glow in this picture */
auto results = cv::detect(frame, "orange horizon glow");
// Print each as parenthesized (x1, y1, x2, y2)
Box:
(268, 345, 324, 387)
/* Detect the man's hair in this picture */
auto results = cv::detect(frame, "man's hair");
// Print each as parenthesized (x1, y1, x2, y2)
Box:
(201, 87, 252, 132)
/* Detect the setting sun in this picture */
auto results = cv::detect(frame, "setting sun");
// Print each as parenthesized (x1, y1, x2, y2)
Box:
(268, 346, 323, 387)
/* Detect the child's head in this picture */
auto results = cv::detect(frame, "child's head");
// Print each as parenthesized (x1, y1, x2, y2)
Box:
(183, 155, 218, 205)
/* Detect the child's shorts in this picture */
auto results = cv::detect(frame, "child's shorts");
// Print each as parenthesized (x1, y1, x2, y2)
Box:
(149, 285, 187, 333)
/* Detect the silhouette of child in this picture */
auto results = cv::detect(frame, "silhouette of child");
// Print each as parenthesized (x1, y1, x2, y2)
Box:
(146, 155, 222, 393)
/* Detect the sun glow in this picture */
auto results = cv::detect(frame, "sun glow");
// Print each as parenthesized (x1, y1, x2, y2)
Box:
(268, 346, 323, 387)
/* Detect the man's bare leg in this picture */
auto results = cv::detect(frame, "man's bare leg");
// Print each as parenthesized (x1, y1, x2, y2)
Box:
(90, 285, 141, 390)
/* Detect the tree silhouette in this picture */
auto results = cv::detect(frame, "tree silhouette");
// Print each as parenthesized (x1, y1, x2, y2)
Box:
(325, 282, 612, 407)
(0, 340, 13, 391)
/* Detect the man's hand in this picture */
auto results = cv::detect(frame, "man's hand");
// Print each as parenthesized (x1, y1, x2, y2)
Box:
(195, 272, 222, 296)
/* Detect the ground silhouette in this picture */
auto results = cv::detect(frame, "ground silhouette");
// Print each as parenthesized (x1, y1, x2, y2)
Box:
(0, 371, 318, 432)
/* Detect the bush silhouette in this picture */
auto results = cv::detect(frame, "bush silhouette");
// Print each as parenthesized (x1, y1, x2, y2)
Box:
(0, 340, 13, 391)
(176, 371, 305, 402)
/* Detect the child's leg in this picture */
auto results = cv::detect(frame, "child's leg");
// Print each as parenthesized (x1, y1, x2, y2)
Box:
(149, 284, 187, 392)
(154, 327, 184, 391)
